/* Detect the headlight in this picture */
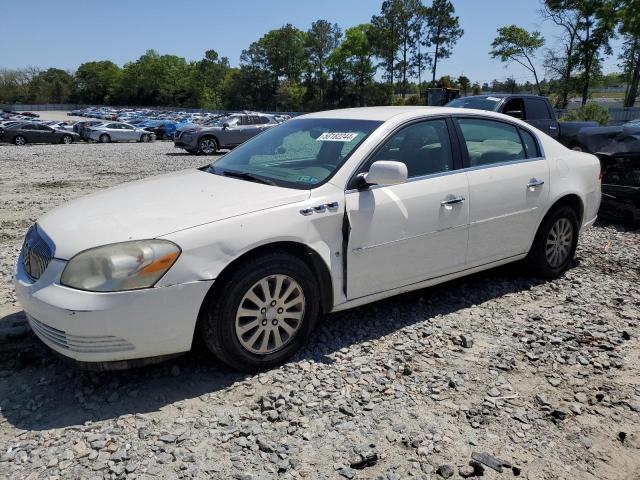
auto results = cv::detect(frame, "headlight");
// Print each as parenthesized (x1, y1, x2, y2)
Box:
(60, 240, 180, 292)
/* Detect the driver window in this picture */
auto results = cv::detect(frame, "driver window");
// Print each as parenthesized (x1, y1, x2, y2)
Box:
(369, 119, 454, 178)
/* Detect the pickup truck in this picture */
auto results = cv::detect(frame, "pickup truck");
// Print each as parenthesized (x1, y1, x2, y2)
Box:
(447, 94, 597, 148)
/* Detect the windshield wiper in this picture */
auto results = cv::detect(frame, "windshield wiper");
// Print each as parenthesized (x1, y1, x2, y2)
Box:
(218, 169, 277, 186)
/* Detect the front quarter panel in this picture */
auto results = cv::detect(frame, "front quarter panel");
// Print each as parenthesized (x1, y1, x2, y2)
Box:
(156, 184, 346, 305)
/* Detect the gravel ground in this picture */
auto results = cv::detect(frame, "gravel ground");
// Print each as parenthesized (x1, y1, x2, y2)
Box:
(0, 139, 639, 480)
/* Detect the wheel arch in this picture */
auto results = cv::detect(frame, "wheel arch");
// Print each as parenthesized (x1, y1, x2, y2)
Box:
(196, 240, 334, 325)
(528, 192, 585, 252)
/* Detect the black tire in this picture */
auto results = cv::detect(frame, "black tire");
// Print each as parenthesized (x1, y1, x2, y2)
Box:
(198, 136, 218, 155)
(99, 134, 110, 143)
(526, 205, 579, 279)
(61, 134, 73, 145)
(140, 134, 151, 143)
(200, 253, 320, 372)
(13, 135, 27, 146)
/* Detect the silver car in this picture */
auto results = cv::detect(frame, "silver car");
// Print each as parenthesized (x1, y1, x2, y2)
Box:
(87, 122, 155, 143)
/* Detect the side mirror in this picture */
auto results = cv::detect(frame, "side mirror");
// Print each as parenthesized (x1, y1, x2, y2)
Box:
(505, 110, 523, 119)
(362, 161, 408, 187)
(222, 122, 230, 129)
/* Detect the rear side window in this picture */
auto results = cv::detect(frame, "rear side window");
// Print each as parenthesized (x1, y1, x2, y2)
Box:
(524, 98, 552, 120)
(457, 118, 525, 166)
(519, 128, 540, 158)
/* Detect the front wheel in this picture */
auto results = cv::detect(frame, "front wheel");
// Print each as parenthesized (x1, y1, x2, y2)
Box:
(200, 253, 320, 371)
(61, 134, 73, 144)
(14, 135, 27, 146)
(526, 205, 579, 278)
(99, 134, 110, 143)
(140, 134, 151, 142)
(198, 137, 217, 155)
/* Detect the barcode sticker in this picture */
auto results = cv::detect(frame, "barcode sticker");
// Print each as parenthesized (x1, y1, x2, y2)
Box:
(316, 132, 359, 142)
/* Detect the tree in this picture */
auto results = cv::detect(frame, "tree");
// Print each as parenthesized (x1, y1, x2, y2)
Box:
(457, 75, 470, 95)
(28, 68, 75, 103)
(422, 0, 463, 83)
(541, 1, 583, 108)
(305, 20, 342, 106)
(370, 1, 402, 87)
(74, 61, 122, 104)
(490, 25, 545, 94)
(618, 0, 640, 106)
(241, 24, 307, 108)
(329, 24, 377, 106)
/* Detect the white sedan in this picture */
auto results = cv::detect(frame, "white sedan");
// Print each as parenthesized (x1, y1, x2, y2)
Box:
(14, 107, 601, 371)
(86, 122, 154, 143)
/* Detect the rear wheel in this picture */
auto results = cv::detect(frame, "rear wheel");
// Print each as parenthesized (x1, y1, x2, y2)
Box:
(526, 205, 579, 278)
(198, 137, 218, 155)
(14, 135, 27, 146)
(99, 134, 110, 143)
(61, 134, 73, 144)
(200, 253, 320, 371)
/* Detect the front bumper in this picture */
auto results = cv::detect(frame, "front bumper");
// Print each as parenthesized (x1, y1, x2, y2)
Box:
(14, 253, 213, 364)
(173, 133, 198, 149)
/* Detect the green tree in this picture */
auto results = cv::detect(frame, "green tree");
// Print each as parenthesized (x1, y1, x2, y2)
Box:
(305, 20, 342, 106)
(618, 0, 640, 106)
(490, 25, 545, 94)
(370, 1, 402, 87)
(457, 75, 470, 95)
(422, 0, 463, 84)
(28, 68, 75, 103)
(560, 102, 609, 124)
(330, 24, 377, 106)
(74, 61, 122, 104)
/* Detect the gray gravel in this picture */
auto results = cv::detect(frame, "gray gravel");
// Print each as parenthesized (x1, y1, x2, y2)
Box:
(1, 139, 639, 480)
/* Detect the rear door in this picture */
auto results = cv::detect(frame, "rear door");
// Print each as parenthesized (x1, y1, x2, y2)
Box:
(120, 123, 137, 141)
(21, 124, 46, 143)
(455, 116, 549, 266)
(523, 97, 559, 139)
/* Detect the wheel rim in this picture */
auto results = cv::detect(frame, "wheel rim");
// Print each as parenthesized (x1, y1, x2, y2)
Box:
(100, 135, 109, 143)
(200, 139, 216, 154)
(235, 274, 305, 355)
(15, 137, 25, 145)
(63, 136, 71, 144)
(545, 217, 574, 268)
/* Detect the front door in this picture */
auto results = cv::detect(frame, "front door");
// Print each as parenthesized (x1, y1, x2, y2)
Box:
(346, 118, 469, 299)
(455, 117, 550, 266)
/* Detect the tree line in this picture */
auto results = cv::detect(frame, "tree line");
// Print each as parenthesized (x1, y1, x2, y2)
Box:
(0, 0, 638, 111)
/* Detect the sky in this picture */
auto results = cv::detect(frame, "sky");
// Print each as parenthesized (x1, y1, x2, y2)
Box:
(0, 0, 622, 85)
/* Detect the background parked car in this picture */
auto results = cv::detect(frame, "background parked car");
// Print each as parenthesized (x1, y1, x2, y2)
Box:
(74, 120, 106, 141)
(0, 122, 79, 145)
(86, 122, 155, 143)
(174, 113, 278, 154)
(141, 120, 179, 140)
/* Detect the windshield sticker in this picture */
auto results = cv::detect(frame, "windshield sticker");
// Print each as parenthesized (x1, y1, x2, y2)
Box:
(486, 97, 502, 102)
(316, 132, 359, 142)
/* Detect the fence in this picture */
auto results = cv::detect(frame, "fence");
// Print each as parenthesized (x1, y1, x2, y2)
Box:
(555, 107, 640, 124)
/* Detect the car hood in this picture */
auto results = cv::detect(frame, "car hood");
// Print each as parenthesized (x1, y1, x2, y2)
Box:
(38, 169, 310, 259)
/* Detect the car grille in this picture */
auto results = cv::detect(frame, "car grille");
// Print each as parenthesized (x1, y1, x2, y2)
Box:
(21, 225, 53, 281)
(28, 316, 135, 353)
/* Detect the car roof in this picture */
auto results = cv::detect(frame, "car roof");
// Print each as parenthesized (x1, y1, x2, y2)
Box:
(299, 106, 516, 122)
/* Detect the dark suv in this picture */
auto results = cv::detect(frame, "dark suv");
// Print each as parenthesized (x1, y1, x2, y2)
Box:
(174, 113, 278, 155)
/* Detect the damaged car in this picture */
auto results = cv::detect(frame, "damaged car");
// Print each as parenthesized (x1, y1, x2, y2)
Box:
(14, 107, 601, 372)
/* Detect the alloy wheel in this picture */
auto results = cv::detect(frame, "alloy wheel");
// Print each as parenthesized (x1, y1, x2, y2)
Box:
(15, 136, 26, 146)
(200, 138, 216, 154)
(545, 217, 574, 268)
(62, 136, 72, 144)
(235, 274, 305, 355)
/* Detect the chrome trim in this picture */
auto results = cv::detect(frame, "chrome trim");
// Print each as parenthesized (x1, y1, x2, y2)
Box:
(441, 196, 465, 206)
(469, 207, 538, 226)
(463, 156, 546, 173)
(527, 178, 545, 189)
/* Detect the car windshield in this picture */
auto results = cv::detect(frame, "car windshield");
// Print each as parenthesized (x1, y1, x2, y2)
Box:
(447, 96, 503, 111)
(207, 118, 382, 189)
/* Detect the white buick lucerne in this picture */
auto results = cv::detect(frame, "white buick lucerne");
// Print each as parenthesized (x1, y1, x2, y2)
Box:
(15, 107, 601, 371)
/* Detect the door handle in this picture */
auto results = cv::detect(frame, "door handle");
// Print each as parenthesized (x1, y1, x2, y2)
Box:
(527, 178, 545, 190)
(440, 196, 465, 206)
(549, 125, 558, 130)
